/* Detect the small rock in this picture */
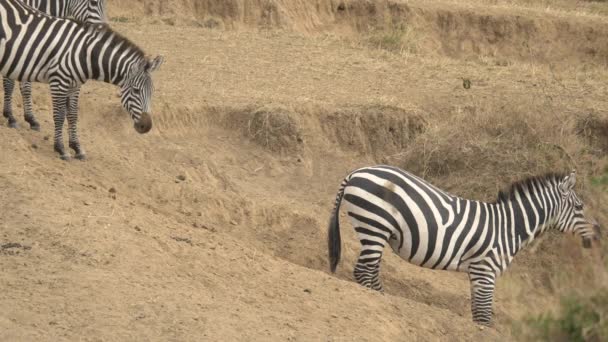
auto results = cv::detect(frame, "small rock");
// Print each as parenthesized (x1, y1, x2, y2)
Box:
(177, 175, 186, 181)
(478, 326, 485, 331)
(31, 144, 38, 149)
(171, 236, 192, 245)
(203, 225, 216, 233)
(1, 242, 22, 249)
(134, 226, 141, 232)
(192, 222, 199, 228)
(462, 78, 472, 89)
(303, 289, 311, 294)
(108, 187, 116, 194)
(83, 201, 91, 206)
(43, 136, 50, 141)
(230, 220, 237, 226)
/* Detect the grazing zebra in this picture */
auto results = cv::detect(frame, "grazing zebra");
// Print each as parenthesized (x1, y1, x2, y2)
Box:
(0, 0, 163, 159)
(327, 165, 601, 325)
(3, 0, 107, 130)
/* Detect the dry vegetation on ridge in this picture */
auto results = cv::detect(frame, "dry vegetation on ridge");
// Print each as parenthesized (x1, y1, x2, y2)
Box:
(1, 0, 608, 340)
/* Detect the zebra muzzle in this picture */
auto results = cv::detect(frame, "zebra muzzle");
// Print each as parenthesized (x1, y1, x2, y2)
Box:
(593, 222, 601, 243)
(582, 237, 592, 249)
(134, 112, 152, 134)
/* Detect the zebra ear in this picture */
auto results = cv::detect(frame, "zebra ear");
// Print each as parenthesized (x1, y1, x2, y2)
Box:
(146, 55, 164, 73)
(559, 171, 576, 193)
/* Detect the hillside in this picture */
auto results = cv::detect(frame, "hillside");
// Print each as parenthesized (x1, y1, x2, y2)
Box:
(1, 0, 607, 340)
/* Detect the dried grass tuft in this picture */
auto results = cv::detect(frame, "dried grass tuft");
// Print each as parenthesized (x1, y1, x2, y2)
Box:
(247, 105, 303, 153)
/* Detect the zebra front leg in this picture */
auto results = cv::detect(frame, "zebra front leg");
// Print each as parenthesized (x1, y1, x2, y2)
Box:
(66, 86, 85, 160)
(468, 266, 497, 326)
(3, 77, 18, 128)
(19, 82, 40, 131)
(354, 227, 389, 292)
(50, 82, 69, 160)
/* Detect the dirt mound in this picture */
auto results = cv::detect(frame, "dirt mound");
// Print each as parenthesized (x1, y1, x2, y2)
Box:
(321, 104, 427, 160)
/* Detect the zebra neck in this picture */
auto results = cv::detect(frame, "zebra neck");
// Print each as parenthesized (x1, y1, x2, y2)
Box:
(79, 29, 144, 86)
(491, 197, 556, 257)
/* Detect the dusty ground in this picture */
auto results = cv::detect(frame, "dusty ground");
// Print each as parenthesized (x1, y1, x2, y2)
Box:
(1, 0, 608, 341)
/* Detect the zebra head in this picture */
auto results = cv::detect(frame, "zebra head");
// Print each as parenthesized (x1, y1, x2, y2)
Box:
(556, 171, 601, 248)
(69, 0, 107, 24)
(120, 55, 164, 134)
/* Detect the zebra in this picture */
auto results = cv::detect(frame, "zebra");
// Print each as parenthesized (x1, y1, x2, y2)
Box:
(0, 0, 163, 159)
(3, 0, 107, 131)
(327, 165, 601, 325)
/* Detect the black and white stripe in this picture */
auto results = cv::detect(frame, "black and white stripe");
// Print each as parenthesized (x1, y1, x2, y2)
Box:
(1, 0, 163, 159)
(328, 165, 601, 325)
(2, 0, 107, 131)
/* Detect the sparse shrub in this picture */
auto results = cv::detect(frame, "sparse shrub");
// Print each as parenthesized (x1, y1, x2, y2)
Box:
(590, 168, 608, 189)
(110, 16, 130, 23)
(247, 105, 303, 154)
(522, 291, 608, 342)
(575, 113, 608, 156)
(200, 17, 223, 29)
(366, 23, 420, 54)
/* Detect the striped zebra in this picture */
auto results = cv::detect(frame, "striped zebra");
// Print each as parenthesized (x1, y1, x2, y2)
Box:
(0, 0, 163, 159)
(327, 165, 601, 325)
(3, 0, 107, 131)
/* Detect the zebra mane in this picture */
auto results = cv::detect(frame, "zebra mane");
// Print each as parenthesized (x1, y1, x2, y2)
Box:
(77, 21, 146, 60)
(495, 172, 567, 203)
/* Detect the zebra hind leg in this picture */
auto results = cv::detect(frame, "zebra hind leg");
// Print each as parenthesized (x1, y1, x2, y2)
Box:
(354, 261, 384, 291)
(353, 228, 388, 292)
(3, 78, 18, 128)
(20, 82, 40, 131)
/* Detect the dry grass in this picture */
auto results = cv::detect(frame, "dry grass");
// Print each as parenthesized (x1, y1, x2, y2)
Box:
(385, 100, 581, 200)
(247, 105, 303, 153)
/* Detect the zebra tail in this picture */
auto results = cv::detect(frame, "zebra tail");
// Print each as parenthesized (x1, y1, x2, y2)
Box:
(328, 177, 349, 273)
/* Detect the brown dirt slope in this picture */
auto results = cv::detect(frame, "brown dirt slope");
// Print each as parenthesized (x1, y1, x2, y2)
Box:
(1, 0, 608, 341)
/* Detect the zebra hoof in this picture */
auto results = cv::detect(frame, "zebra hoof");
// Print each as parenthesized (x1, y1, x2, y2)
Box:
(8, 121, 17, 129)
(75, 153, 87, 161)
(30, 123, 40, 131)
(59, 154, 71, 161)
